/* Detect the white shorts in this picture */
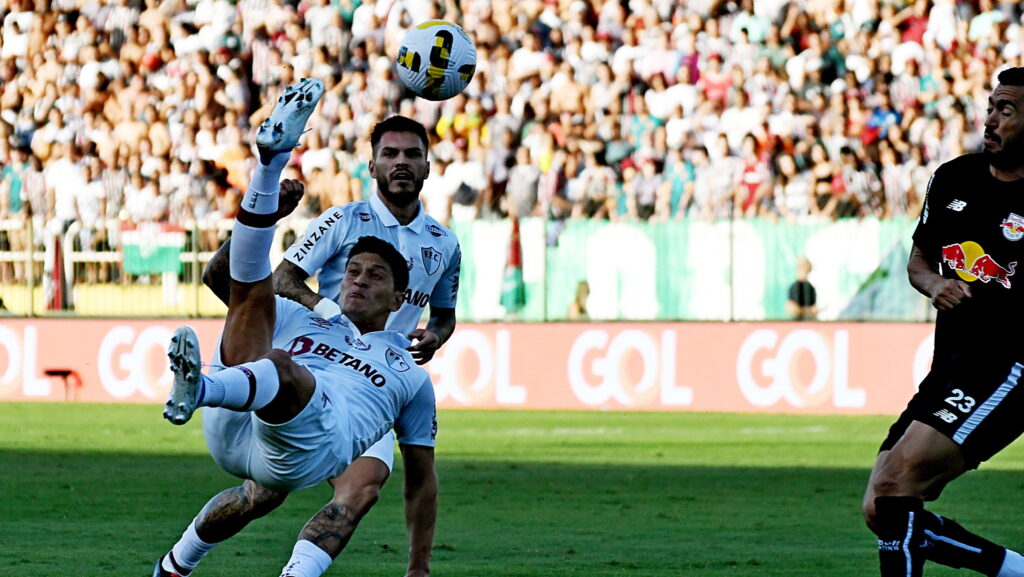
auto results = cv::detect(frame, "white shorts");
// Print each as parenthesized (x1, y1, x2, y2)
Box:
(202, 375, 353, 492)
(357, 430, 396, 472)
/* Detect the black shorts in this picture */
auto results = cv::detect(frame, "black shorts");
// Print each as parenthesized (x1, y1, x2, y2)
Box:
(880, 360, 1024, 467)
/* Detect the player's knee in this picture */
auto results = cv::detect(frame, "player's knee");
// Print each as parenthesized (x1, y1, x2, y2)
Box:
(863, 494, 881, 532)
(262, 349, 309, 386)
(245, 480, 289, 517)
(333, 474, 386, 516)
(345, 478, 383, 516)
(261, 348, 293, 370)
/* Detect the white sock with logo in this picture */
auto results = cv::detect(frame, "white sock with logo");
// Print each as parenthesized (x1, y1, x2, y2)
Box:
(199, 358, 279, 412)
(999, 549, 1024, 577)
(229, 222, 275, 283)
(162, 520, 217, 575)
(243, 149, 289, 215)
(279, 539, 333, 577)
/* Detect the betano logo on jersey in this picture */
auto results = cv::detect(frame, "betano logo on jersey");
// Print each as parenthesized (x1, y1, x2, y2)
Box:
(404, 288, 430, 307)
(287, 336, 388, 386)
(941, 241, 1017, 288)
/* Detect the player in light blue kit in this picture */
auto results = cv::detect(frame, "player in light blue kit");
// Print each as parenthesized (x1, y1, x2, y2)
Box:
(153, 78, 437, 577)
(272, 114, 461, 569)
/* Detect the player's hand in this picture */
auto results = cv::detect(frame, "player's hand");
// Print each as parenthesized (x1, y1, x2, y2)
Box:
(930, 278, 972, 311)
(275, 179, 305, 219)
(406, 329, 440, 365)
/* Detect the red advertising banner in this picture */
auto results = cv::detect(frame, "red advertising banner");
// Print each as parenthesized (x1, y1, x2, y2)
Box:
(0, 320, 933, 415)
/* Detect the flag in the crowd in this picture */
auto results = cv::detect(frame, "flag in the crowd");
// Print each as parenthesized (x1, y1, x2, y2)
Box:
(46, 235, 69, 310)
(500, 216, 526, 314)
(121, 222, 186, 275)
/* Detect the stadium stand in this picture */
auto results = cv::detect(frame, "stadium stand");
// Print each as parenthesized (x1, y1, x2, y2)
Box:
(0, 0, 1020, 317)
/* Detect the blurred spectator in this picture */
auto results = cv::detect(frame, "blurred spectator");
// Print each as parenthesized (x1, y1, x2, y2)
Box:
(786, 256, 818, 321)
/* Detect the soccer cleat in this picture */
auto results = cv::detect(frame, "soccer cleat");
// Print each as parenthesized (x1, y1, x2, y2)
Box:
(152, 555, 189, 577)
(255, 77, 325, 153)
(164, 326, 202, 425)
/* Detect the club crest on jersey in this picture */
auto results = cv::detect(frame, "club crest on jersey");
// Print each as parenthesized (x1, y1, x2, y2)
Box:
(386, 348, 411, 372)
(421, 246, 441, 275)
(1001, 213, 1024, 241)
(426, 224, 446, 237)
(345, 335, 371, 351)
(357, 212, 374, 222)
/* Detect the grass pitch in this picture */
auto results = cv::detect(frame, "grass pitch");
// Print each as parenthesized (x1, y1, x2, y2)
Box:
(4, 404, 1024, 577)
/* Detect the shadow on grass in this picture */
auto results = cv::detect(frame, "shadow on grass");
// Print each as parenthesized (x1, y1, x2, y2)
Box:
(4, 450, 1024, 577)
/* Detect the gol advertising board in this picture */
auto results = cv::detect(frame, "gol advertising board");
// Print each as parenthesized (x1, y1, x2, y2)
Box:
(0, 320, 934, 414)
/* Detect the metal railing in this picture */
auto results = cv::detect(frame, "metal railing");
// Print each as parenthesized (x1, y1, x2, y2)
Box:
(0, 217, 307, 317)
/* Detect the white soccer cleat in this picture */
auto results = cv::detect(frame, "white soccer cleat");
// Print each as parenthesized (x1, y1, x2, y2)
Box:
(255, 77, 325, 152)
(164, 326, 202, 426)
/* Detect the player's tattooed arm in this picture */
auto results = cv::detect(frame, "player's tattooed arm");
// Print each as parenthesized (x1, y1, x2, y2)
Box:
(273, 260, 326, 311)
(298, 503, 360, 557)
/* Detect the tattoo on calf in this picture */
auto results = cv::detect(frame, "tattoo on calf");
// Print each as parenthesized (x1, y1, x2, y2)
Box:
(300, 504, 359, 555)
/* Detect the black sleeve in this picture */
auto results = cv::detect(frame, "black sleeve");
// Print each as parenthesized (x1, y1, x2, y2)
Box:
(911, 161, 949, 263)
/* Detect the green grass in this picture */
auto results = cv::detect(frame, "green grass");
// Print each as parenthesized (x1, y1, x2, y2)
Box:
(4, 404, 1024, 577)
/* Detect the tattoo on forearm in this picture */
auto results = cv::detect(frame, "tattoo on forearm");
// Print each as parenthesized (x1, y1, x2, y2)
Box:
(275, 275, 321, 310)
(299, 504, 359, 556)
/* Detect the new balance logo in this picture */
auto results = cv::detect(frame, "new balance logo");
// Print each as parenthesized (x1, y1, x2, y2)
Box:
(947, 200, 967, 211)
(933, 409, 958, 423)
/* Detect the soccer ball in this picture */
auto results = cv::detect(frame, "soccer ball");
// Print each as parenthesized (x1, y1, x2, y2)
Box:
(395, 20, 477, 101)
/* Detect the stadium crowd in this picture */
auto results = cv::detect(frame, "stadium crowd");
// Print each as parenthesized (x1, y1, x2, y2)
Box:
(0, 0, 1021, 285)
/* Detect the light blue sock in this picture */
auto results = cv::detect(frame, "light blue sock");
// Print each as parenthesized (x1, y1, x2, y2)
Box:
(199, 359, 279, 412)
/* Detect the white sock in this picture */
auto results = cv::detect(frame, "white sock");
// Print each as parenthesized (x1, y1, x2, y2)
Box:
(198, 358, 279, 412)
(162, 520, 217, 575)
(999, 549, 1024, 577)
(279, 539, 333, 577)
(244, 150, 289, 214)
(229, 221, 275, 283)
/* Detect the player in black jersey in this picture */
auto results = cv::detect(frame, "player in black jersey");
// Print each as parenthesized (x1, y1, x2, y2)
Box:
(862, 67, 1024, 577)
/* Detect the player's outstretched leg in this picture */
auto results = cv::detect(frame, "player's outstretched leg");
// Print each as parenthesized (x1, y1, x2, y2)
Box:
(163, 325, 282, 425)
(255, 77, 325, 158)
(164, 326, 202, 425)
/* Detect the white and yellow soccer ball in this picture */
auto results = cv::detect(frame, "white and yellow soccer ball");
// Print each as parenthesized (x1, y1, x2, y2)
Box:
(395, 20, 476, 101)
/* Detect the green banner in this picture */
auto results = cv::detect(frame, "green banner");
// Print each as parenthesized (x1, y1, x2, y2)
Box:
(450, 217, 923, 322)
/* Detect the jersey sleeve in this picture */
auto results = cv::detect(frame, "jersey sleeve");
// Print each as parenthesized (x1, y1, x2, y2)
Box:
(273, 296, 314, 338)
(430, 241, 461, 309)
(284, 206, 350, 277)
(394, 373, 437, 447)
(911, 161, 949, 262)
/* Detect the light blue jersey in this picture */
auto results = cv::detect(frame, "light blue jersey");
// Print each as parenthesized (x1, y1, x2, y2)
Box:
(284, 193, 461, 335)
(203, 297, 435, 490)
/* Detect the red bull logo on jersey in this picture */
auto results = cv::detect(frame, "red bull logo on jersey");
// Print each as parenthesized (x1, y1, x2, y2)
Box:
(1001, 213, 1024, 241)
(941, 241, 1016, 288)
